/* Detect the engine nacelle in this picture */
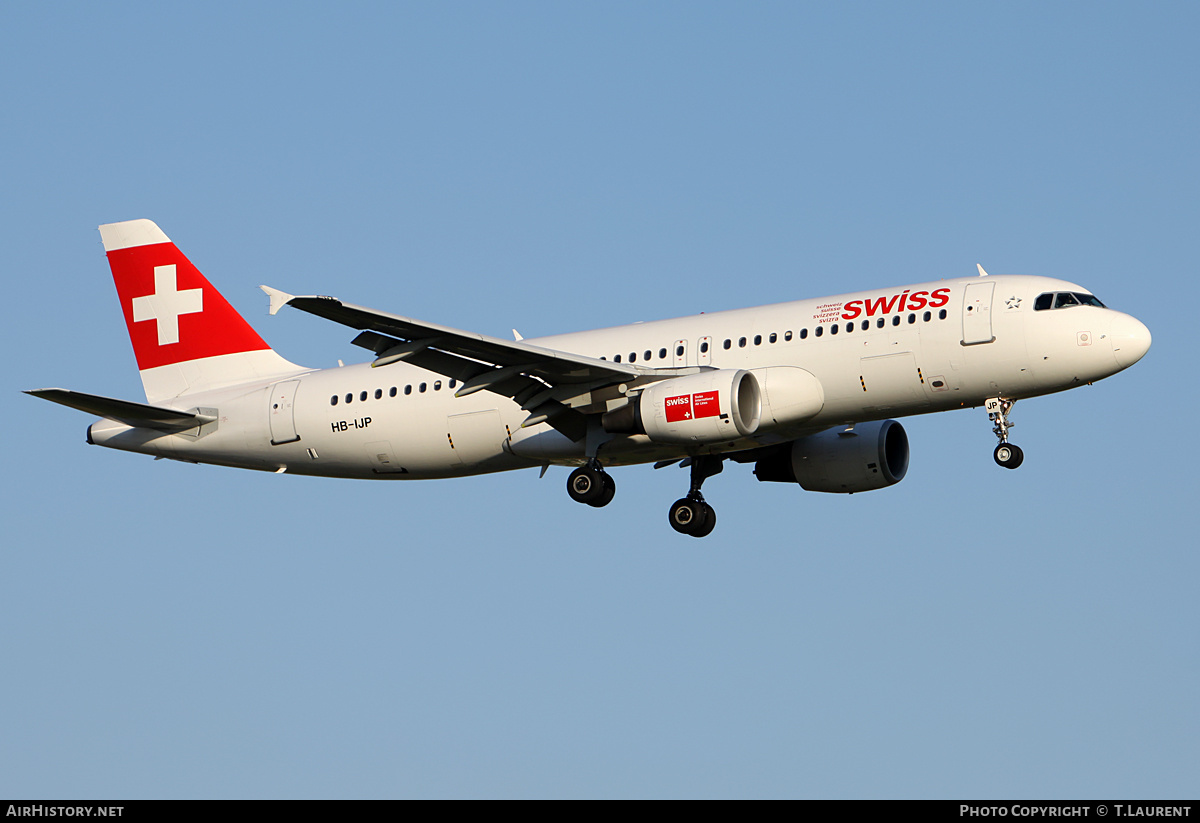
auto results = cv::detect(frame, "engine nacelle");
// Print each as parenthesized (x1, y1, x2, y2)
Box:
(603, 369, 761, 444)
(751, 366, 825, 429)
(754, 419, 909, 493)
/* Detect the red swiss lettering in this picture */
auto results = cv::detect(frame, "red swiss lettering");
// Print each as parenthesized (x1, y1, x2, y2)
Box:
(665, 395, 693, 422)
(864, 294, 901, 317)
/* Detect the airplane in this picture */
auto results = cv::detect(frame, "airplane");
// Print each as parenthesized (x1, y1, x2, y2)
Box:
(27, 219, 1152, 537)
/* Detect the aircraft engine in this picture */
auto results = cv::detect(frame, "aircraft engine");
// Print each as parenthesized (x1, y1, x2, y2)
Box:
(751, 366, 825, 428)
(753, 419, 909, 493)
(603, 369, 761, 444)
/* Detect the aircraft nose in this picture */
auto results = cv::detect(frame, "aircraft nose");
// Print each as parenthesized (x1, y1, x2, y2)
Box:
(1110, 313, 1152, 369)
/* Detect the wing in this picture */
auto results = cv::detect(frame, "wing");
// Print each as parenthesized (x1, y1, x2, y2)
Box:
(25, 388, 216, 432)
(263, 287, 696, 441)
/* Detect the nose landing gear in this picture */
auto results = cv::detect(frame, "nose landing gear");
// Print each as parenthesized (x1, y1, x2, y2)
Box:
(668, 455, 723, 538)
(993, 442, 1024, 469)
(986, 397, 1024, 469)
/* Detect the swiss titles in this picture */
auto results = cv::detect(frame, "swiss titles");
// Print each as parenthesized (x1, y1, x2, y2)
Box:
(841, 288, 951, 320)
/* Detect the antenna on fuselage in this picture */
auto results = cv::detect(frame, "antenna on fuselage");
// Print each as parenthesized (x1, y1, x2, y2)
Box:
(977, 264, 990, 277)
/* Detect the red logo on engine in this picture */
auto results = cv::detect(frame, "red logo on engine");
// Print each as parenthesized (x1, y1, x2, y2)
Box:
(665, 395, 692, 422)
(665, 392, 721, 422)
(692, 391, 720, 419)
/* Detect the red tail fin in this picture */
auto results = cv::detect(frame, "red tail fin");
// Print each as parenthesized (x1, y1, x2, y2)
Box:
(99, 220, 302, 402)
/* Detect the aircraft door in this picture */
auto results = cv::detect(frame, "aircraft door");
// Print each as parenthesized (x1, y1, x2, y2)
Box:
(673, 339, 688, 367)
(962, 281, 996, 345)
(698, 336, 712, 366)
(268, 380, 301, 445)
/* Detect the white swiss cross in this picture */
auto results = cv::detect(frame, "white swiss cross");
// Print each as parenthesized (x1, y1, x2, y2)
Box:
(131, 264, 203, 345)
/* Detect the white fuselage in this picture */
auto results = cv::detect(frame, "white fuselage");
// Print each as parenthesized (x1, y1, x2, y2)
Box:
(86, 274, 1147, 478)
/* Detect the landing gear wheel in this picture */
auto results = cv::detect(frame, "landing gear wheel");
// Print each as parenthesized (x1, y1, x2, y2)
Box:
(993, 443, 1024, 469)
(567, 465, 609, 505)
(668, 498, 717, 538)
(985, 397, 1024, 470)
(588, 473, 616, 508)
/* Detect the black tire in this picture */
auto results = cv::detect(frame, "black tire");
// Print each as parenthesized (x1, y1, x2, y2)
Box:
(692, 502, 716, 538)
(567, 466, 606, 504)
(669, 498, 701, 535)
(588, 473, 616, 508)
(994, 443, 1024, 470)
(669, 498, 716, 536)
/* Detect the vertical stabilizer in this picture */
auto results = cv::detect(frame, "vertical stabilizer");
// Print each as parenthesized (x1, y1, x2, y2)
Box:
(100, 219, 304, 403)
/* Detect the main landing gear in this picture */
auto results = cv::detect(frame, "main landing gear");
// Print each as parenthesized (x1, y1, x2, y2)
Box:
(668, 455, 723, 538)
(564, 454, 725, 538)
(986, 396, 1024, 470)
(567, 459, 616, 508)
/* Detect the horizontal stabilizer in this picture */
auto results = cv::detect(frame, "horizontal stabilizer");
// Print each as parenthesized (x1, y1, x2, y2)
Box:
(25, 388, 216, 431)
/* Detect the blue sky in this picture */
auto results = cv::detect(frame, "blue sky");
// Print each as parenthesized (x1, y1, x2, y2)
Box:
(2, 2, 1196, 798)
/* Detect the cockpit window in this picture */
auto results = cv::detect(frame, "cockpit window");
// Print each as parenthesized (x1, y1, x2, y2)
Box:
(1034, 292, 1107, 311)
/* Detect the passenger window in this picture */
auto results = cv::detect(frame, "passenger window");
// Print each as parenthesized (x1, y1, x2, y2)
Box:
(644, 350, 652, 361)
(754, 334, 762, 345)
(360, 391, 368, 402)
(723, 339, 731, 350)
(784, 330, 793, 341)
(676, 345, 684, 357)
(614, 354, 622, 363)
(800, 328, 808, 339)
(845, 322, 853, 333)
(892, 316, 901, 326)
(629, 352, 636, 362)
(389, 387, 397, 397)
(861, 320, 869, 331)
(374, 389, 382, 400)
(345, 393, 353, 404)
(434, 381, 441, 391)
(739, 337, 747, 348)
(908, 313, 916, 324)
(830, 324, 839, 335)
(923, 311, 931, 322)
(405, 385, 412, 395)
(419, 383, 427, 393)
(877, 317, 885, 328)
(331, 395, 338, 406)
(939, 309, 947, 320)
(659, 348, 668, 359)
(700, 341, 709, 353)
(769, 332, 777, 343)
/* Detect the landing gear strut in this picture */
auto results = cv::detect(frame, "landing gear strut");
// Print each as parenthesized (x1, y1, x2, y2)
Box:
(567, 459, 616, 507)
(668, 455, 723, 538)
(986, 397, 1024, 469)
